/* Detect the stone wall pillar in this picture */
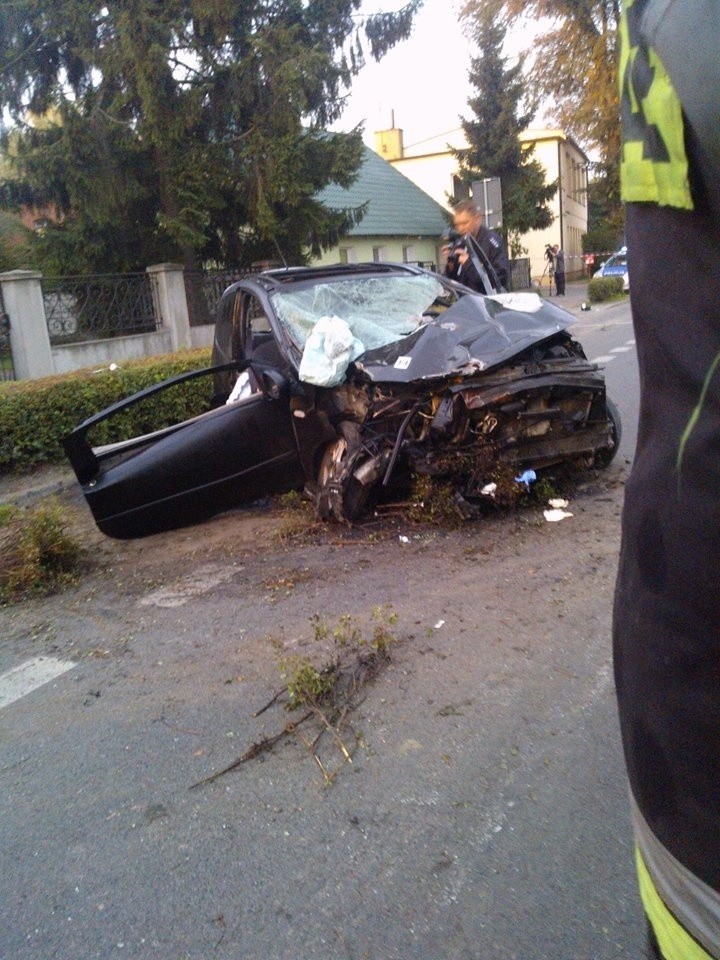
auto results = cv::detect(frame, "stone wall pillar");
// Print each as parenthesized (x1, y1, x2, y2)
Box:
(0, 270, 54, 379)
(146, 263, 192, 352)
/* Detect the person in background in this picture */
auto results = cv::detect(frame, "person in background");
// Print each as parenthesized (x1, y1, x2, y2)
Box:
(551, 244, 565, 295)
(613, 2, 720, 959)
(444, 198, 510, 292)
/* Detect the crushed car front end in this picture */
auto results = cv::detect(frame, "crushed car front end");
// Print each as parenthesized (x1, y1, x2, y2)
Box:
(298, 327, 612, 522)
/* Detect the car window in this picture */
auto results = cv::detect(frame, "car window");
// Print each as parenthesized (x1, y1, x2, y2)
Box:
(606, 253, 628, 268)
(270, 274, 448, 352)
(246, 296, 271, 333)
(227, 293, 270, 358)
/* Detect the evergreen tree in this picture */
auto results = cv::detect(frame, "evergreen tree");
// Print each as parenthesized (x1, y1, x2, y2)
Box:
(0, 210, 34, 272)
(461, 0, 622, 238)
(584, 174, 624, 255)
(454, 5, 556, 255)
(0, 1, 421, 275)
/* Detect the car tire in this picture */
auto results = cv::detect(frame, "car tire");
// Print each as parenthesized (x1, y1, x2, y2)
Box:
(595, 396, 622, 468)
(315, 431, 371, 523)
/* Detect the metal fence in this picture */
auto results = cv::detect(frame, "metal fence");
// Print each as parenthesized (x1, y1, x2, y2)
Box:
(42, 273, 158, 344)
(0, 285, 15, 381)
(185, 269, 242, 326)
(510, 258, 531, 290)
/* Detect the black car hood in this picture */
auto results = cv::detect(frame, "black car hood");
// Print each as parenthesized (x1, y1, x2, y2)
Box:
(354, 292, 577, 383)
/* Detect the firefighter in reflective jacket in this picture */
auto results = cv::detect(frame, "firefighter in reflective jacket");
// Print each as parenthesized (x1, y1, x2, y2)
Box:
(614, 2, 720, 959)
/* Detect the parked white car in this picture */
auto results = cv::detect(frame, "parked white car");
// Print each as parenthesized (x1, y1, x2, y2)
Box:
(594, 247, 629, 291)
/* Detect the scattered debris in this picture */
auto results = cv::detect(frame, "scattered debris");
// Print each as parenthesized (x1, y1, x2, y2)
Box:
(190, 607, 400, 789)
(515, 469, 537, 490)
(543, 499, 574, 522)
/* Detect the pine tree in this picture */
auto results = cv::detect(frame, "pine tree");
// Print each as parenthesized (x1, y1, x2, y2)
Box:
(454, 5, 556, 255)
(0, 1, 420, 275)
(461, 0, 622, 240)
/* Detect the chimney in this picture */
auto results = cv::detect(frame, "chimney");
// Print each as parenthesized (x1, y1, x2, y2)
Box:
(374, 125, 404, 162)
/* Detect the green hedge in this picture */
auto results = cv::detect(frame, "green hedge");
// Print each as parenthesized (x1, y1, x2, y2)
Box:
(0, 348, 212, 473)
(588, 276, 625, 303)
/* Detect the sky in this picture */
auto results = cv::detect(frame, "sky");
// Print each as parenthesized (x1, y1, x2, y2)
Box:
(330, 0, 545, 151)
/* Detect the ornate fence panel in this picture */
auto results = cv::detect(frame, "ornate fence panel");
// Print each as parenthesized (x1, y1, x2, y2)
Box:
(0, 285, 15, 381)
(510, 257, 531, 290)
(183, 269, 243, 327)
(42, 273, 158, 344)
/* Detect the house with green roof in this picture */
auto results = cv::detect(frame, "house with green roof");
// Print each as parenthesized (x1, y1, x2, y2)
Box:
(312, 145, 450, 270)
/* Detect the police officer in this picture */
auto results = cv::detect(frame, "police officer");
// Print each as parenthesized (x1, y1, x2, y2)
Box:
(614, 2, 720, 959)
(444, 198, 510, 292)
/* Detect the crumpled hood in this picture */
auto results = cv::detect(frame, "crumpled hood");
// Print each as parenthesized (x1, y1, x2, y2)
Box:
(354, 292, 577, 383)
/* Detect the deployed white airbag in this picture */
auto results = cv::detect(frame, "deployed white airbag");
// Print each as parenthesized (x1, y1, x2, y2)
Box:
(298, 315, 364, 387)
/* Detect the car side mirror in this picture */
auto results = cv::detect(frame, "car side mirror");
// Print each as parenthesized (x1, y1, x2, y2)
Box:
(258, 366, 288, 400)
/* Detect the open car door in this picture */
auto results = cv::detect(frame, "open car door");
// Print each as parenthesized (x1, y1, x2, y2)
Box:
(64, 363, 304, 539)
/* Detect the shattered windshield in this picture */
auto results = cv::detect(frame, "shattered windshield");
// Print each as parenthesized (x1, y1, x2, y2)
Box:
(270, 274, 448, 352)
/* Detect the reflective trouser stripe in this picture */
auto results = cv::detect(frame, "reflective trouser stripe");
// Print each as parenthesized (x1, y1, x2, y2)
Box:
(636, 847, 717, 960)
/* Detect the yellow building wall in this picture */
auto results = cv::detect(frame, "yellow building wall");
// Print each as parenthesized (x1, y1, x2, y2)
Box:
(312, 237, 445, 270)
(521, 132, 589, 284)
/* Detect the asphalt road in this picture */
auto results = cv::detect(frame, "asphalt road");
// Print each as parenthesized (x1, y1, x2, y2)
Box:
(0, 290, 650, 960)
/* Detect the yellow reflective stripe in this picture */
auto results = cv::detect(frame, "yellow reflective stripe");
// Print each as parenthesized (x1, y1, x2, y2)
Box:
(621, 140, 693, 209)
(619, 0, 693, 208)
(636, 846, 715, 960)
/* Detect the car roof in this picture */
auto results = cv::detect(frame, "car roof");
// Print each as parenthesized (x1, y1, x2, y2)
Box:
(227, 261, 427, 297)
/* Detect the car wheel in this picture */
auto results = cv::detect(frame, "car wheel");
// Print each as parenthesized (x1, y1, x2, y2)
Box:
(315, 432, 370, 523)
(595, 397, 622, 468)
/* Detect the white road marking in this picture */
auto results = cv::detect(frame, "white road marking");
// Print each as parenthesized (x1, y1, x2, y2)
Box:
(0, 656, 76, 709)
(591, 340, 636, 365)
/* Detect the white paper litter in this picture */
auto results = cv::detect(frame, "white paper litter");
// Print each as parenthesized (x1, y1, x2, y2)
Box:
(543, 508, 574, 522)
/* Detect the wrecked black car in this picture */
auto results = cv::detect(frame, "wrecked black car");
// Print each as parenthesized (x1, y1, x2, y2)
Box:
(64, 258, 620, 539)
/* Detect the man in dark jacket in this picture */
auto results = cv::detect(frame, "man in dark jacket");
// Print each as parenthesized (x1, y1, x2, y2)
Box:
(614, 2, 720, 958)
(444, 198, 510, 292)
(551, 244, 565, 295)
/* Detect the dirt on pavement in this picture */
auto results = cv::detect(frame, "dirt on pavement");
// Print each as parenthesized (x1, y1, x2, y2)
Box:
(0, 461, 627, 679)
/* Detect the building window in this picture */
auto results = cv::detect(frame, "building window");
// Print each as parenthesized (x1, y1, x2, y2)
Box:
(372, 246, 387, 263)
(402, 245, 416, 263)
(339, 247, 357, 263)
